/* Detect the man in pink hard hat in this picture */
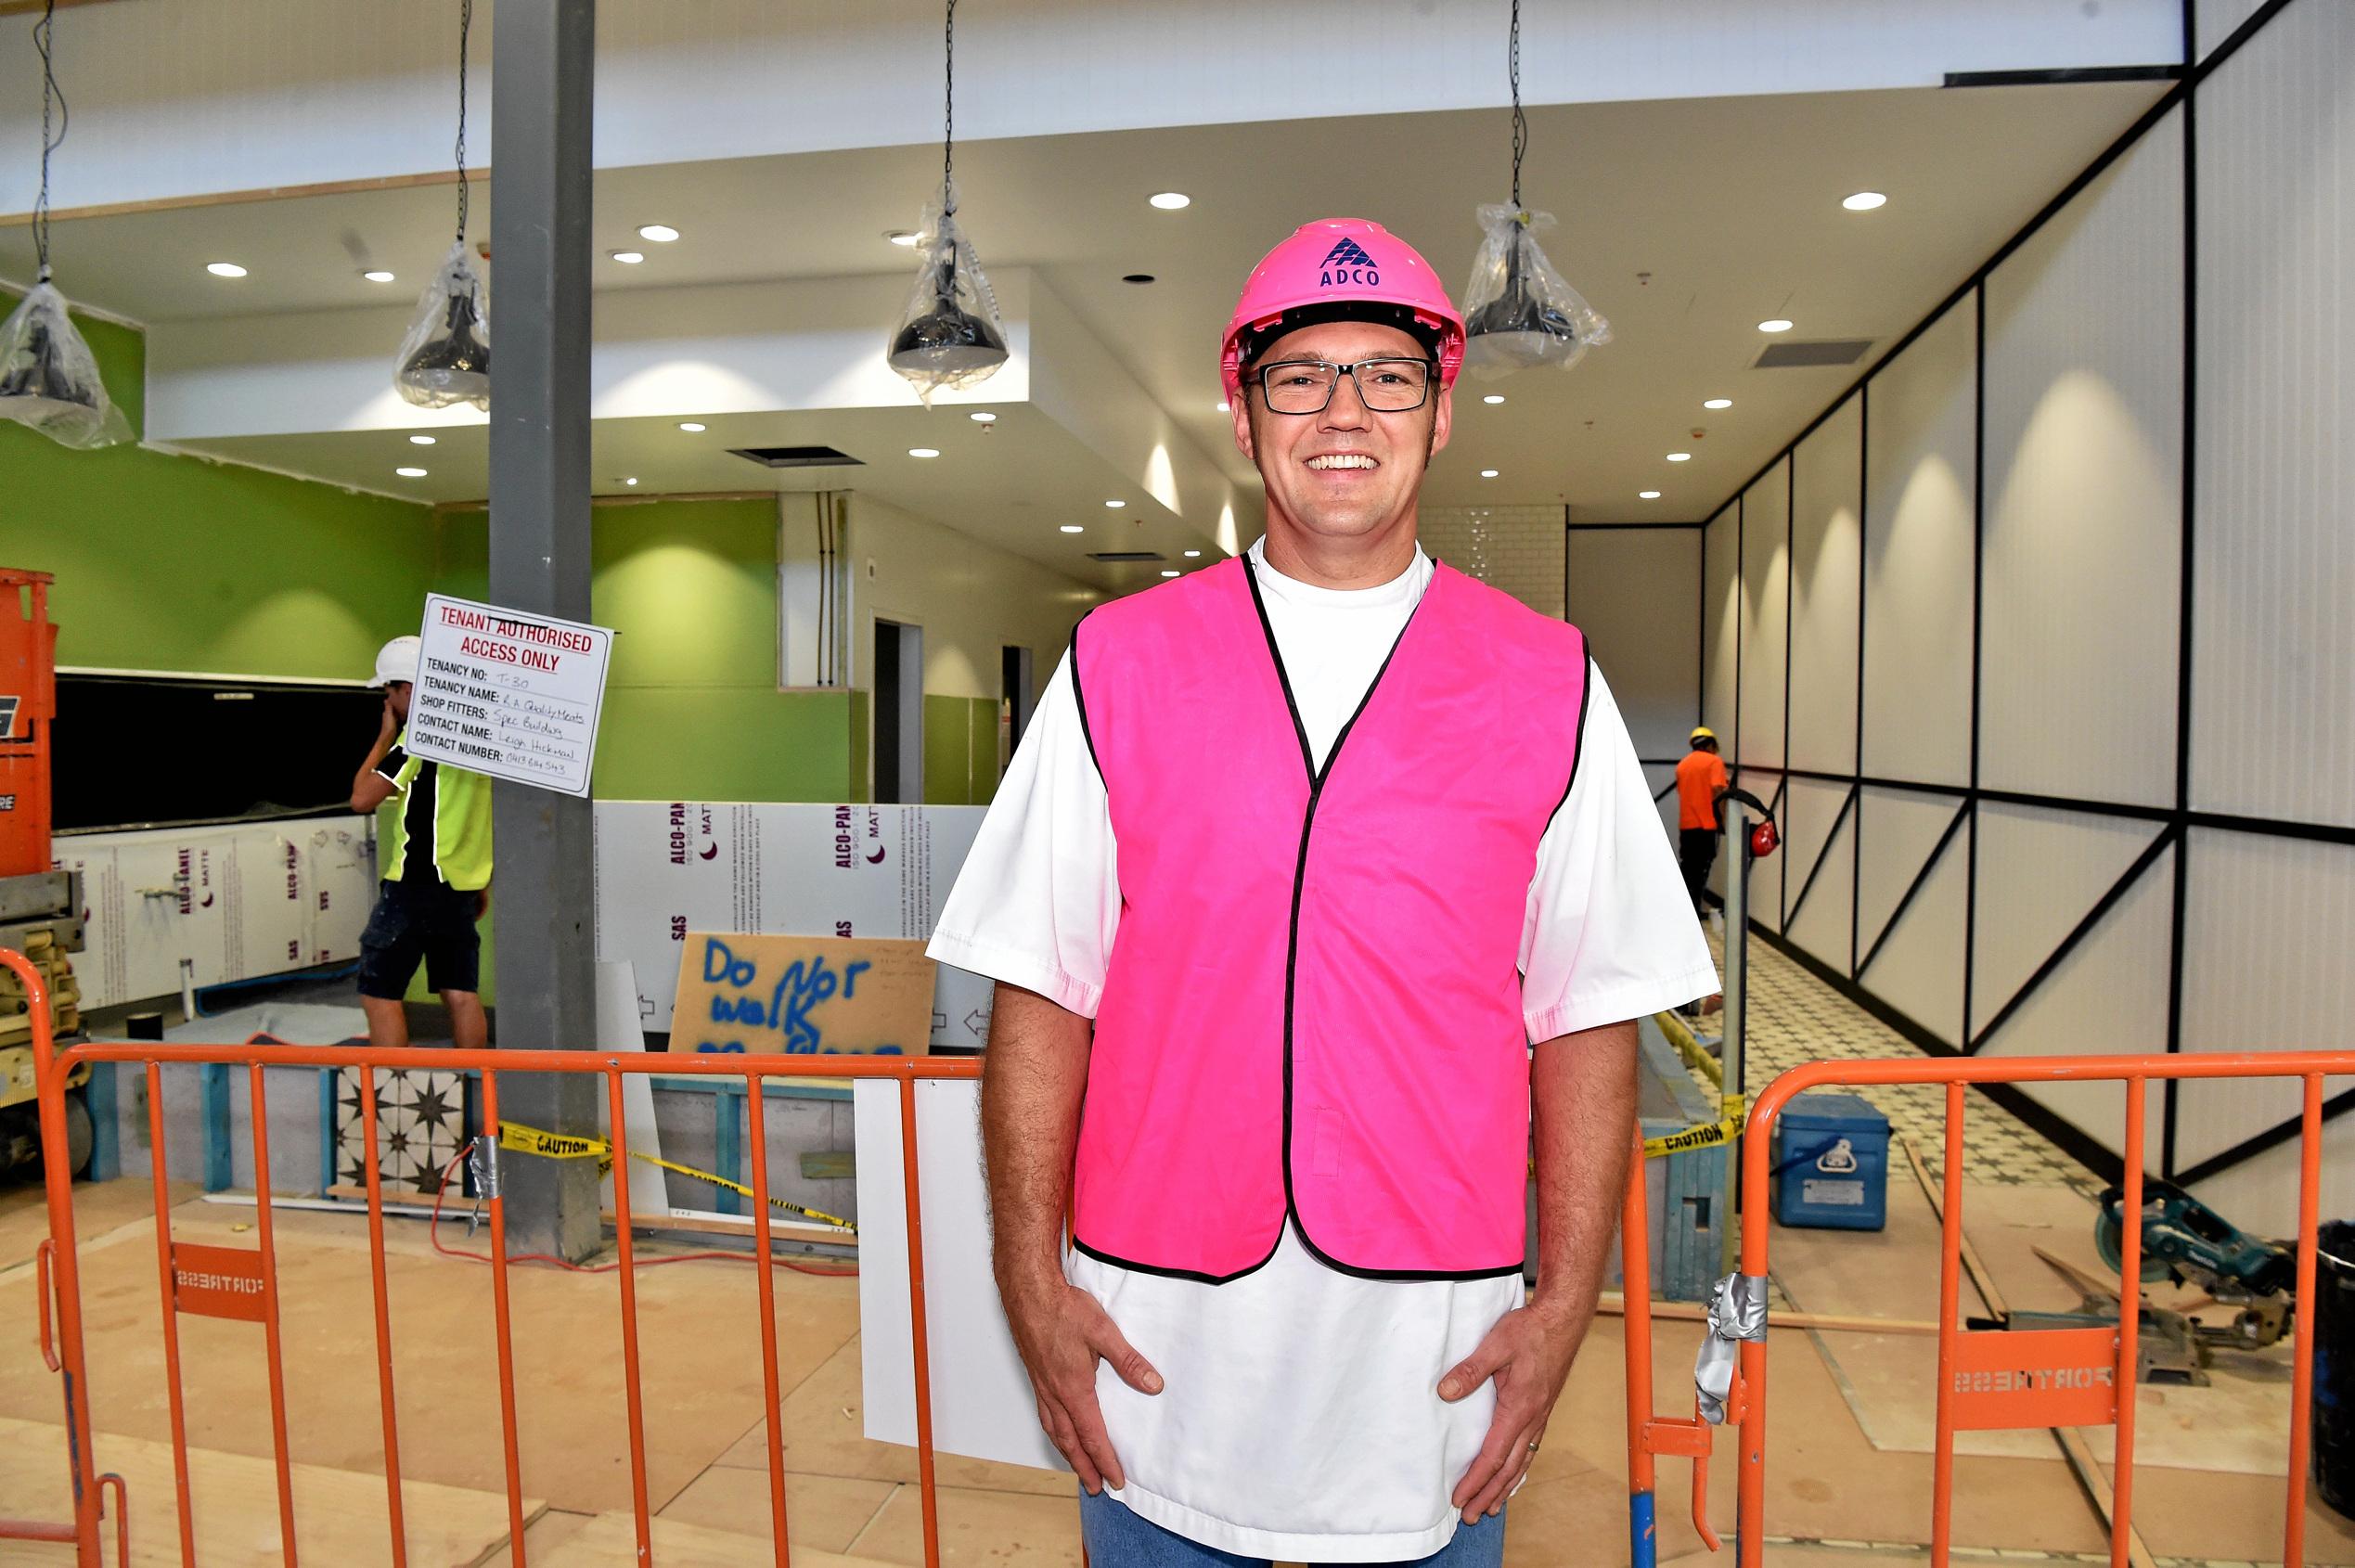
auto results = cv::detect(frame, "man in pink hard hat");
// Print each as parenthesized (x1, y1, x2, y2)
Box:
(929, 218, 1717, 1563)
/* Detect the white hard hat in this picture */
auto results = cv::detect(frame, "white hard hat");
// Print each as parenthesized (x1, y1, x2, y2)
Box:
(371, 636, 421, 688)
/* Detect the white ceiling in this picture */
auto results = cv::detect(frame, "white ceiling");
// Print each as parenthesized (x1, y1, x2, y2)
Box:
(6, 79, 2166, 581)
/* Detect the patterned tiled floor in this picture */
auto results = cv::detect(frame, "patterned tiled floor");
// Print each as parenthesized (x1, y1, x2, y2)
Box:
(1695, 915, 2099, 1195)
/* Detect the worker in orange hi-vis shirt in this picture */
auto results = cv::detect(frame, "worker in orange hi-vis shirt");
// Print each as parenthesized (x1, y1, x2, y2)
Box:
(1674, 726, 1731, 919)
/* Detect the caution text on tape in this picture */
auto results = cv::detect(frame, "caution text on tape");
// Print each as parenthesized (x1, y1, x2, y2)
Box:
(1642, 1096, 1748, 1159)
(495, 1120, 856, 1233)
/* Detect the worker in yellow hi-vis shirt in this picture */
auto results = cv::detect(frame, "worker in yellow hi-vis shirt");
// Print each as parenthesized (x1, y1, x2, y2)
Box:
(347, 635, 493, 1050)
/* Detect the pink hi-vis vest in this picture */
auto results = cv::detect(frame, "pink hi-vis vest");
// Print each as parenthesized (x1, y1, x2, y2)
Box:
(1069, 556, 1591, 1282)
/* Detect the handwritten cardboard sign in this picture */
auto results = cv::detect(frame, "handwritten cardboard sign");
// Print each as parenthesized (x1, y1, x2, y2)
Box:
(671, 932, 933, 1056)
(172, 1242, 268, 1321)
(405, 592, 614, 798)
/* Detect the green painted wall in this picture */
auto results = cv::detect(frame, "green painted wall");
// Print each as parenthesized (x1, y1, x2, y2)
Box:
(923, 693, 1003, 804)
(434, 499, 862, 802)
(0, 293, 436, 679)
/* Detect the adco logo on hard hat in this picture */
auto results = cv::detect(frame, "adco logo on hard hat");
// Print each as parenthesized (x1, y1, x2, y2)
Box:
(1320, 238, 1380, 289)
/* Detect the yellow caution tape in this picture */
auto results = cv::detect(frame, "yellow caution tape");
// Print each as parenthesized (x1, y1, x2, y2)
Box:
(1652, 1009, 1724, 1089)
(496, 1120, 856, 1234)
(1642, 1115, 1743, 1159)
(1642, 1096, 1749, 1160)
(498, 1123, 608, 1161)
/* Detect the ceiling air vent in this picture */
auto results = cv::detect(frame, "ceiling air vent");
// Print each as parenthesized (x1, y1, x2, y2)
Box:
(728, 444, 865, 469)
(1754, 339, 1873, 369)
(1087, 550, 1166, 563)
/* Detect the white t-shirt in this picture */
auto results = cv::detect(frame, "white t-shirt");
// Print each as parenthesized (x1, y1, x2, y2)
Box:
(926, 538, 1718, 1562)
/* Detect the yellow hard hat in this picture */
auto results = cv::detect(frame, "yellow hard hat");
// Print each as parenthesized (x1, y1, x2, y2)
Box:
(1690, 726, 1717, 744)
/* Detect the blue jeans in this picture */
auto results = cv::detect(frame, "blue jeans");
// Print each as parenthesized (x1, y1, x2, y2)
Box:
(1077, 1487, 1505, 1567)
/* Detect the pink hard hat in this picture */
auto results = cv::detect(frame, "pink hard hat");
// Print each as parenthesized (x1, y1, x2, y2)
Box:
(1219, 218, 1466, 400)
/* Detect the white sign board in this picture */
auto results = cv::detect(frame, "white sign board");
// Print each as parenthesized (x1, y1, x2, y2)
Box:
(591, 802, 992, 1050)
(855, 1076, 1065, 1474)
(406, 593, 614, 797)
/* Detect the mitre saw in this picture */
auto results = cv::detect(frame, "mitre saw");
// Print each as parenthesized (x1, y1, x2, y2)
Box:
(2093, 1178, 2296, 1352)
(2001, 1181, 2296, 1385)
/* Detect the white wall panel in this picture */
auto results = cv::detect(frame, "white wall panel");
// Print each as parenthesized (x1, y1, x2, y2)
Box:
(1569, 529, 1702, 762)
(1704, 506, 1740, 752)
(1859, 811, 1970, 1048)
(2191, 1, 2355, 829)
(1975, 843, 2173, 1159)
(1788, 397, 1864, 777)
(1856, 788, 1968, 968)
(1981, 114, 2183, 807)
(2187, 1131, 2355, 1252)
(1739, 464, 1791, 775)
(1862, 296, 1976, 789)
(1782, 780, 1856, 974)
(2197, 0, 2271, 62)
(2176, 829, 2355, 1168)
(1969, 803, 2166, 1040)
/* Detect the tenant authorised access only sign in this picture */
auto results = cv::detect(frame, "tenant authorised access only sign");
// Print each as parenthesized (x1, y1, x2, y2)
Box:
(405, 593, 616, 797)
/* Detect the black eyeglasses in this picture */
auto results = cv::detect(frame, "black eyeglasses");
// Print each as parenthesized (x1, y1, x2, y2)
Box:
(1252, 357, 1436, 415)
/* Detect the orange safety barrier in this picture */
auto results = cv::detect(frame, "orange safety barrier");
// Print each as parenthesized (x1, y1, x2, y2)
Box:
(1621, 1127, 1723, 1564)
(1623, 1046, 2351, 1568)
(28, 927, 2346, 1568)
(11, 946, 981, 1567)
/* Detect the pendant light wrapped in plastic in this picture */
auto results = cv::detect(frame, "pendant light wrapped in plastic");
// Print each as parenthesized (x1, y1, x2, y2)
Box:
(887, 199, 1008, 405)
(0, 281, 132, 449)
(1461, 204, 1610, 379)
(394, 240, 491, 412)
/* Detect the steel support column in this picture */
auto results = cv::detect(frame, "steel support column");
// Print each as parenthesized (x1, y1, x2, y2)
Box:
(488, 0, 599, 1261)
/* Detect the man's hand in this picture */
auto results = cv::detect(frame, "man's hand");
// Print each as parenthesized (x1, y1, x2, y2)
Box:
(472, 887, 490, 921)
(1442, 1017, 1638, 1523)
(351, 698, 404, 813)
(999, 1271, 1161, 1493)
(1439, 1298, 1584, 1522)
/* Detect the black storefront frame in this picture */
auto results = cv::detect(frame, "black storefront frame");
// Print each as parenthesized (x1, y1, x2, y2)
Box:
(1566, 0, 2334, 1189)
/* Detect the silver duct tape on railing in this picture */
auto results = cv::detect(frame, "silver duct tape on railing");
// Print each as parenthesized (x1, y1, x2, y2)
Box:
(1694, 1271, 1768, 1425)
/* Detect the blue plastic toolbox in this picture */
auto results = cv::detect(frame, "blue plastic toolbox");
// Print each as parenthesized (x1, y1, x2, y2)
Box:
(1770, 1091, 1890, 1231)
